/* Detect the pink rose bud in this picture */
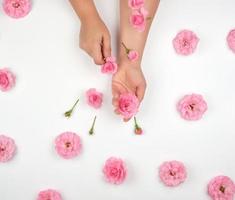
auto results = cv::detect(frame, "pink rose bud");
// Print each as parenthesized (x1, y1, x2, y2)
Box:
(130, 7, 148, 32)
(135, 127, 143, 135)
(3, 0, 31, 19)
(101, 56, 118, 74)
(0, 68, 16, 92)
(134, 117, 143, 135)
(128, 0, 144, 9)
(118, 93, 139, 119)
(86, 88, 103, 109)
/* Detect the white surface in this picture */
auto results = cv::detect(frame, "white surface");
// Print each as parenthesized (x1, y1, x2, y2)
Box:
(1, 0, 235, 199)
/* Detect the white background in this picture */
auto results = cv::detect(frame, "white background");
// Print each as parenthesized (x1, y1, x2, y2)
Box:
(1, 0, 235, 199)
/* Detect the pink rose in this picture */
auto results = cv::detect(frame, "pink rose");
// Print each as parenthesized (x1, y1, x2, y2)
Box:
(55, 132, 82, 159)
(121, 42, 139, 61)
(37, 189, 62, 200)
(101, 56, 118, 74)
(2, 0, 31, 19)
(103, 157, 127, 185)
(0, 135, 16, 162)
(208, 176, 235, 200)
(173, 30, 199, 56)
(159, 160, 187, 187)
(128, 0, 144, 9)
(86, 88, 103, 109)
(130, 7, 148, 32)
(128, 50, 139, 61)
(0, 68, 16, 92)
(177, 93, 207, 121)
(118, 93, 139, 119)
(227, 29, 235, 53)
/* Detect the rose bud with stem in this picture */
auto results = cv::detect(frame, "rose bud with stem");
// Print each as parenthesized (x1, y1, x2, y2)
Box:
(121, 42, 139, 61)
(64, 97, 80, 118)
(134, 117, 143, 135)
(89, 115, 97, 135)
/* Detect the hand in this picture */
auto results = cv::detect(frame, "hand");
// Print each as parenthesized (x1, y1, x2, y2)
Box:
(79, 17, 111, 65)
(112, 63, 147, 121)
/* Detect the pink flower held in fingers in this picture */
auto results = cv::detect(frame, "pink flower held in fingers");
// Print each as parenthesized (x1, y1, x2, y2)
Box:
(3, 0, 31, 19)
(173, 30, 199, 56)
(227, 29, 235, 53)
(118, 93, 139, 119)
(0, 135, 16, 163)
(86, 88, 103, 109)
(130, 7, 148, 32)
(208, 176, 235, 200)
(128, 0, 144, 9)
(159, 160, 187, 187)
(37, 189, 62, 200)
(177, 93, 207, 121)
(55, 132, 82, 159)
(103, 157, 127, 185)
(0, 68, 16, 92)
(101, 56, 118, 74)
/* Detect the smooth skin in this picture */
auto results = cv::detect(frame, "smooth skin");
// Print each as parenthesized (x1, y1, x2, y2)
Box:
(69, 0, 160, 121)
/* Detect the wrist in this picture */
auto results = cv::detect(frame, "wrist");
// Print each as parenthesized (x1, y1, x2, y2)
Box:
(118, 49, 142, 69)
(70, 0, 101, 23)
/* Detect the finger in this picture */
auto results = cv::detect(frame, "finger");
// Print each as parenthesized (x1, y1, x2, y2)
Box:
(123, 117, 131, 122)
(92, 44, 105, 65)
(102, 35, 111, 59)
(114, 108, 120, 115)
(112, 98, 118, 107)
(136, 84, 146, 103)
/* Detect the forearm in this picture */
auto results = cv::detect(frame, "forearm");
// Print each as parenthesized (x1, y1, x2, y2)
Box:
(69, 0, 101, 23)
(119, 0, 160, 66)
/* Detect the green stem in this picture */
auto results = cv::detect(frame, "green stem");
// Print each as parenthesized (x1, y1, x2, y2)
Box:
(64, 97, 80, 118)
(89, 116, 97, 135)
(134, 117, 139, 128)
(121, 42, 130, 54)
(71, 97, 80, 111)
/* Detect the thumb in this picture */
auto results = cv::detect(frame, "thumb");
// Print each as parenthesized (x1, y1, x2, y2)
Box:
(136, 84, 146, 103)
(102, 34, 111, 59)
(92, 43, 104, 65)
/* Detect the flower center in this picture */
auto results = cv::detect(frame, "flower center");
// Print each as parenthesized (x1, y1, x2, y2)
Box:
(92, 95, 98, 101)
(65, 142, 71, 148)
(189, 103, 195, 110)
(12, 2, 20, 8)
(169, 171, 175, 176)
(220, 185, 226, 193)
(183, 40, 189, 47)
(111, 168, 118, 176)
(0, 147, 5, 152)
